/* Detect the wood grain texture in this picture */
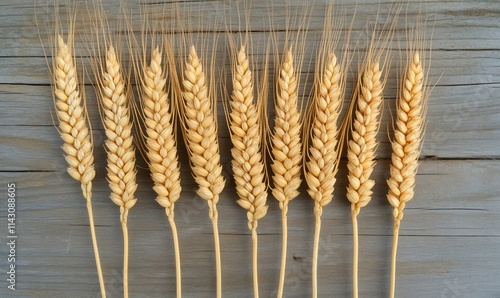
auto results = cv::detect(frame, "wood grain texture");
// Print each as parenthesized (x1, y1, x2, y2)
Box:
(1, 0, 499, 297)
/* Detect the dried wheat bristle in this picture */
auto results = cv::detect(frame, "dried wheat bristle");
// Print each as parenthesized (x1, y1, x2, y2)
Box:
(54, 35, 95, 199)
(230, 46, 268, 230)
(142, 47, 182, 216)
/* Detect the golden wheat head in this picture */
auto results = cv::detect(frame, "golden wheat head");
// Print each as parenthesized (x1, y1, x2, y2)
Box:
(101, 45, 138, 220)
(182, 46, 225, 215)
(387, 52, 425, 222)
(54, 35, 96, 199)
(305, 53, 342, 214)
(230, 46, 268, 230)
(271, 50, 302, 211)
(142, 48, 182, 216)
(346, 61, 383, 216)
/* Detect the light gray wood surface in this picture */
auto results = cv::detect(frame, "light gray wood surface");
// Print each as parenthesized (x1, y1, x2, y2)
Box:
(1, 0, 499, 297)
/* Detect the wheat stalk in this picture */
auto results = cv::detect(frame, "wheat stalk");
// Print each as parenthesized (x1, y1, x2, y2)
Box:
(305, 52, 343, 298)
(99, 45, 138, 298)
(181, 45, 225, 298)
(387, 51, 426, 298)
(53, 34, 106, 298)
(271, 49, 303, 298)
(346, 59, 384, 298)
(343, 4, 401, 296)
(300, 4, 350, 295)
(141, 47, 183, 297)
(229, 46, 268, 298)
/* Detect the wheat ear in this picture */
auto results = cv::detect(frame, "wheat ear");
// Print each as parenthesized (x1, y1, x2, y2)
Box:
(229, 46, 268, 298)
(387, 52, 425, 298)
(53, 35, 106, 298)
(305, 53, 342, 298)
(141, 47, 183, 297)
(100, 45, 138, 298)
(182, 45, 225, 297)
(346, 61, 383, 213)
(271, 49, 302, 298)
(346, 60, 383, 298)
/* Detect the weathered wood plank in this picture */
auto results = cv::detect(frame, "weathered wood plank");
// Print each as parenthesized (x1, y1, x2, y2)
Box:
(3, 47, 500, 85)
(3, 1, 500, 57)
(0, 160, 498, 297)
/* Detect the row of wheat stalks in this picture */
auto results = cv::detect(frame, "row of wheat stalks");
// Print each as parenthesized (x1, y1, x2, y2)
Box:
(49, 5, 429, 298)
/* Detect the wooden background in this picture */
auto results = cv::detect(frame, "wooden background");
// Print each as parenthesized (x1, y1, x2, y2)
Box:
(1, 0, 499, 297)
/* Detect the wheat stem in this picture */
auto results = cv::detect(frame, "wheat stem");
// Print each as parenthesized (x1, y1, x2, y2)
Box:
(211, 207, 222, 298)
(390, 219, 401, 298)
(352, 213, 359, 298)
(252, 226, 259, 298)
(85, 198, 106, 297)
(121, 216, 129, 298)
(312, 204, 322, 298)
(278, 206, 288, 298)
(168, 213, 182, 298)
(84, 199, 104, 292)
